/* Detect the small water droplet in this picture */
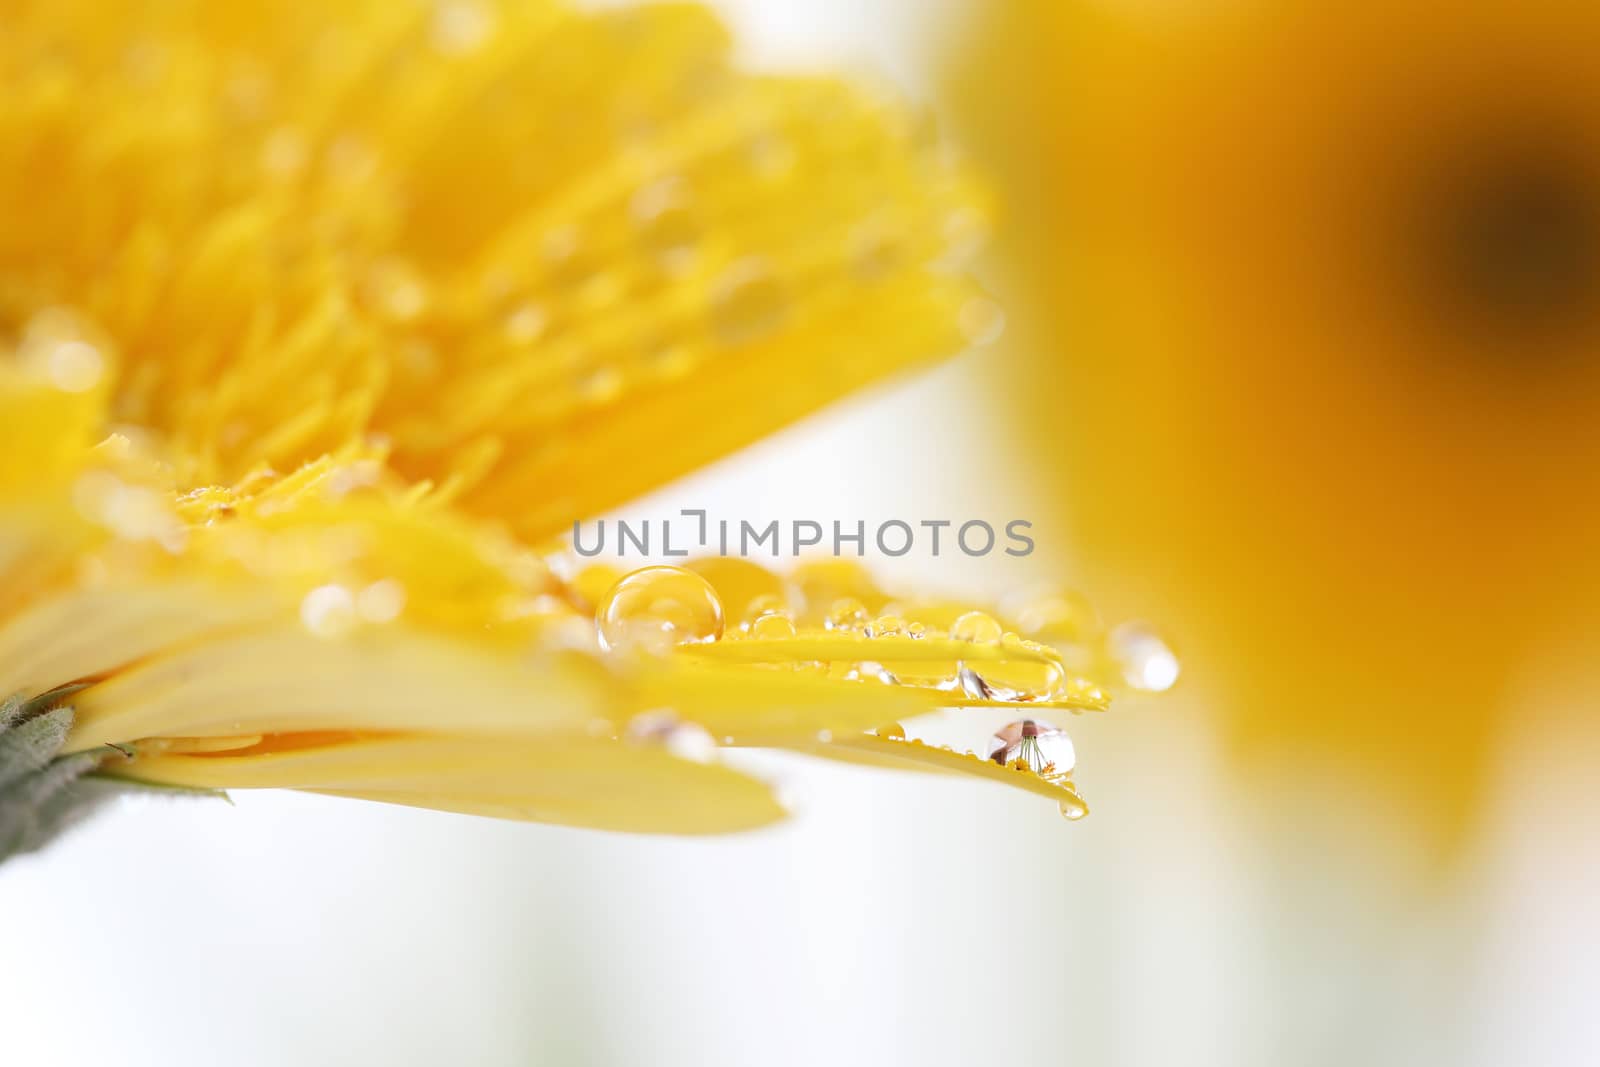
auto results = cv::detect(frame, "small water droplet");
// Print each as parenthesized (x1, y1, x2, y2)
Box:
(1058, 796, 1089, 821)
(957, 297, 1006, 347)
(503, 302, 548, 344)
(749, 610, 796, 640)
(631, 175, 700, 271)
(432, 1, 496, 55)
(950, 610, 1003, 644)
(596, 565, 725, 652)
(625, 710, 717, 763)
(852, 660, 898, 685)
(825, 597, 869, 632)
(356, 579, 406, 623)
(301, 584, 357, 638)
(866, 614, 904, 638)
(876, 722, 905, 740)
(711, 258, 787, 345)
(1110, 621, 1180, 692)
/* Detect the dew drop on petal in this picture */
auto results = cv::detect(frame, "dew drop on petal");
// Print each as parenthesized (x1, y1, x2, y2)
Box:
(356, 578, 406, 623)
(866, 614, 904, 638)
(950, 610, 1003, 644)
(711, 258, 787, 345)
(876, 722, 906, 740)
(1059, 795, 1089, 821)
(749, 610, 796, 640)
(596, 565, 724, 652)
(625, 710, 718, 764)
(957, 297, 1006, 347)
(301, 584, 357, 639)
(1110, 621, 1180, 692)
(825, 597, 869, 632)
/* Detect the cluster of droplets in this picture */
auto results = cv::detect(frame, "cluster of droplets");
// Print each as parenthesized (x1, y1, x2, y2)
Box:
(580, 561, 1175, 819)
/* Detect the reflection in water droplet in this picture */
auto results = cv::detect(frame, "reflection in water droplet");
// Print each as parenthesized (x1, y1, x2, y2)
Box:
(301, 584, 357, 638)
(987, 719, 1076, 781)
(711, 258, 787, 345)
(596, 565, 724, 652)
(1058, 796, 1089, 821)
(825, 597, 869, 632)
(950, 610, 1002, 644)
(1110, 621, 1180, 692)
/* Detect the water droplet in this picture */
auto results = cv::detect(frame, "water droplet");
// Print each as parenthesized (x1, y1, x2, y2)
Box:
(950, 610, 1003, 644)
(631, 175, 700, 271)
(825, 597, 869, 632)
(1058, 796, 1089, 821)
(749, 610, 796, 641)
(356, 579, 406, 623)
(596, 566, 724, 652)
(866, 614, 904, 638)
(851, 661, 898, 685)
(987, 719, 1076, 781)
(711, 258, 787, 345)
(431, 0, 496, 56)
(876, 722, 905, 740)
(625, 710, 717, 763)
(905, 621, 927, 639)
(301, 584, 357, 639)
(957, 297, 1006, 347)
(959, 642, 1069, 703)
(1110, 621, 1180, 692)
(503, 302, 548, 344)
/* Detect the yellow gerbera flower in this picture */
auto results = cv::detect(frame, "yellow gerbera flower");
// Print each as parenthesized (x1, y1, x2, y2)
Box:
(0, 0, 1131, 859)
(943, 0, 1600, 850)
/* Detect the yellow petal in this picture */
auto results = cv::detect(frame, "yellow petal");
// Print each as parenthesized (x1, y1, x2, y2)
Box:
(116, 734, 785, 835)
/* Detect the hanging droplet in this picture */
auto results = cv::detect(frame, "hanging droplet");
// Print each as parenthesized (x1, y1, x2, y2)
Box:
(1109, 621, 1181, 692)
(711, 258, 787, 346)
(950, 610, 1003, 644)
(1058, 795, 1089, 821)
(749, 610, 796, 641)
(825, 597, 869, 632)
(596, 566, 724, 652)
(987, 719, 1076, 782)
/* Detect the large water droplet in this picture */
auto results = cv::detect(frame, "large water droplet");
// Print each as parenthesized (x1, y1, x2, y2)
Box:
(987, 719, 1076, 782)
(1110, 621, 1180, 692)
(596, 566, 724, 652)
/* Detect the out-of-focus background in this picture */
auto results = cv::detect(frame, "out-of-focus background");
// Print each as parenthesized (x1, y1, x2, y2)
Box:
(3, 2, 1597, 1065)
